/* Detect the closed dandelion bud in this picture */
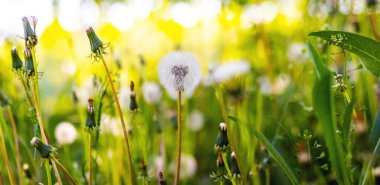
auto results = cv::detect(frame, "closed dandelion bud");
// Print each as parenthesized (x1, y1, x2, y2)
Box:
(138, 159, 150, 181)
(22, 16, 38, 47)
(24, 48, 34, 77)
(230, 152, 241, 179)
(215, 123, 229, 152)
(11, 47, 23, 71)
(86, 27, 104, 55)
(85, 98, 97, 131)
(159, 171, 167, 185)
(0, 90, 9, 107)
(30, 137, 56, 159)
(210, 152, 228, 182)
(23, 163, 32, 179)
(129, 81, 138, 111)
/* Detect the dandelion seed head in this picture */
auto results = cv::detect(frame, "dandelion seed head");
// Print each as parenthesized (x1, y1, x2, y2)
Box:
(158, 51, 201, 92)
(142, 82, 162, 104)
(188, 110, 204, 131)
(54, 122, 77, 145)
(212, 60, 250, 83)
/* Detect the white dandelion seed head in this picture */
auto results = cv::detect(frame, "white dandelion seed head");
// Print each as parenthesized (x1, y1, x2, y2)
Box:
(169, 154, 197, 178)
(211, 60, 251, 83)
(257, 75, 272, 95)
(149, 155, 165, 177)
(166, 86, 195, 100)
(287, 43, 308, 62)
(219, 122, 227, 131)
(142, 82, 162, 104)
(75, 77, 99, 106)
(158, 51, 201, 92)
(119, 87, 131, 109)
(188, 110, 204, 132)
(272, 74, 291, 95)
(100, 114, 122, 136)
(54, 122, 77, 145)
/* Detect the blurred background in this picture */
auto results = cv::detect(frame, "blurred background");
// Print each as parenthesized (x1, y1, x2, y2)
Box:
(0, 0, 379, 184)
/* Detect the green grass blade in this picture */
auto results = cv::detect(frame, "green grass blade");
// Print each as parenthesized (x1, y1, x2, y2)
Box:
(309, 31, 380, 77)
(307, 42, 352, 185)
(251, 129, 300, 185)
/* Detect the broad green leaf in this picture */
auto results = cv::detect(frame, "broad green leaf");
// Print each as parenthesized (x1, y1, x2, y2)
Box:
(250, 129, 300, 185)
(307, 42, 352, 185)
(309, 31, 380, 77)
(370, 107, 380, 152)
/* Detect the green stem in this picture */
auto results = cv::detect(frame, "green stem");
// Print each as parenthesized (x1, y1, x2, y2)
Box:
(0, 113, 16, 185)
(45, 162, 52, 185)
(361, 135, 380, 185)
(221, 152, 236, 185)
(99, 54, 134, 185)
(6, 107, 22, 185)
(29, 80, 63, 185)
(52, 158, 77, 185)
(174, 91, 182, 185)
(89, 134, 92, 185)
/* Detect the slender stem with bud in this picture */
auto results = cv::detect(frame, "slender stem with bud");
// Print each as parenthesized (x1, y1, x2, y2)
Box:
(29, 80, 63, 185)
(5, 107, 22, 185)
(19, 77, 33, 106)
(89, 134, 92, 185)
(0, 113, 16, 185)
(221, 153, 237, 185)
(98, 54, 134, 184)
(174, 91, 182, 185)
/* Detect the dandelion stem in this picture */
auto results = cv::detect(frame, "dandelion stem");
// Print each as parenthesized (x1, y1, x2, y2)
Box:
(52, 158, 77, 185)
(221, 152, 236, 185)
(174, 91, 182, 185)
(19, 76, 33, 106)
(0, 113, 16, 185)
(98, 54, 134, 185)
(89, 134, 92, 185)
(6, 107, 22, 185)
(45, 163, 52, 185)
(29, 80, 63, 185)
(361, 134, 380, 185)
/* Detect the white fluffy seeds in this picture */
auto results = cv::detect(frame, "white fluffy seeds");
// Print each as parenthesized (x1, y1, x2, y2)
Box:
(158, 51, 201, 92)
(54, 122, 77, 145)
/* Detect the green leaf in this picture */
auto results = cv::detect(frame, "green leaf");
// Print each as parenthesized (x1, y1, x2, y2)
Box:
(251, 129, 300, 185)
(307, 42, 352, 185)
(309, 31, 380, 77)
(370, 107, 380, 153)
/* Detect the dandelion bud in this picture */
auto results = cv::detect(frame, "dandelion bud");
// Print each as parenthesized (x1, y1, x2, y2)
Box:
(158, 51, 201, 92)
(129, 81, 138, 111)
(23, 48, 34, 77)
(23, 163, 32, 179)
(22, 16, 38, 47)
(210, 152, 229, 182)
(85, 98, 97, 131)
(230, 152, 241, 179)
(30, 137, 55, 158)
(0, 90, 9, 107)
(11, 47, 23, 71)
(158, 171, 167, 185)
(368, 0, 377, 7)
(138, 159, 150, 181)
(215, 123, 229, 152)
(86, 27, 104, 55)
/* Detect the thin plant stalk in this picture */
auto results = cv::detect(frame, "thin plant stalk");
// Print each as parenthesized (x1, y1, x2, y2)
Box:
(361, 135, 380, 185)
(19, 76, 33, 106)
(52, 158, 77, 185)
(98, 54, 134, 185)
(174, 91, 182, 185)
(89, 134, 92, 185)
(5, 107, 22, 185)
(0, 113, 16, 185)
(29, 80, 63, 185)
(221, 152, 237, 185)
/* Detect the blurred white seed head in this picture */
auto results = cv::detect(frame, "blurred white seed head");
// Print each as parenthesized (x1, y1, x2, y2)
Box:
(188, 110, 204, 131)
(54, 122, 77, 145)
(142, 82, 162, 104)
(100, 114, 122, 136)
(211, 60, 250, 83)
(287, 43, 308, 62)
(169, 154, 197, 179)
(166, 86, 195, 100)
(158, 51, 201, 92)
(219, 122, 227, 131)
(119, 87, 131, 109)
(258, 75, 272, 95)
(272, 74, 291, 95)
